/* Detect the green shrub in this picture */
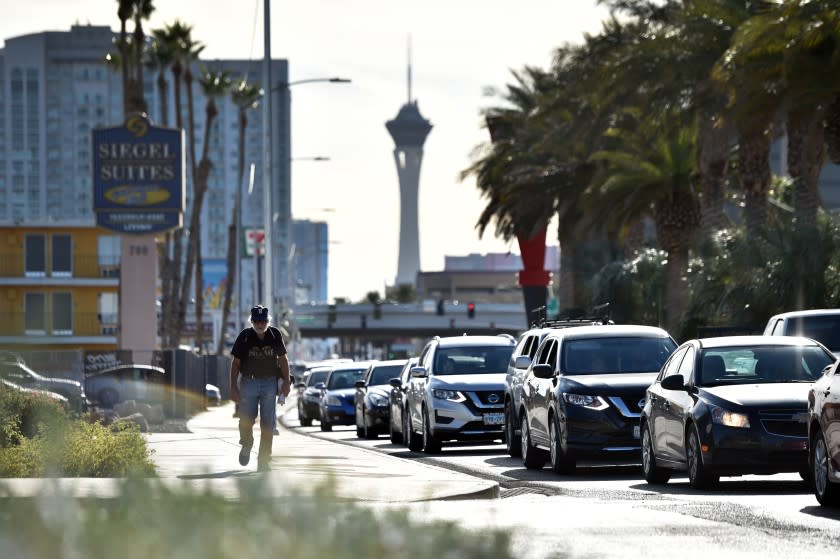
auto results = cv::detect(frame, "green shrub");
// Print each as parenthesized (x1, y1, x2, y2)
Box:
(0, 385, 66, 448)
(0, 477, 514, 559)
(0, 384, 155, 477)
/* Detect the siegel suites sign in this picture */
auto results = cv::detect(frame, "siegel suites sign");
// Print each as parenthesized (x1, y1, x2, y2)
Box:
(92, 114, 185, 234)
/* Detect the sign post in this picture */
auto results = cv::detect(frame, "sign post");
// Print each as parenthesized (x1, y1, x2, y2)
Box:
(92, 114, 185, 355)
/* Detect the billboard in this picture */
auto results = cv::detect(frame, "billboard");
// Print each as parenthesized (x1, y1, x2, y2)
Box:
(92, 114, 185, 234)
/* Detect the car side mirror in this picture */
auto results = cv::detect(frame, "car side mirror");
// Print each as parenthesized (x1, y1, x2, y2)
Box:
(514, 355, 532, 370)
(314, 382, 325, 390)
(389, 378, 401, 388)
(410, 366, 428, 378)
(660, 375, 687, 391)
(822, 364, 835, 376)
(355, 380, 365, 389)
(532, 364, 553, 379)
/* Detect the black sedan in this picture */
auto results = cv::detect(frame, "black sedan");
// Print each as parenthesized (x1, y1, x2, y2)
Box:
(296, 366, 331, 427)
(388, 357, 418, 445)
(808, 358, 840, 506)
(354, 359, 406, 439)
(641, 336, 835, 489)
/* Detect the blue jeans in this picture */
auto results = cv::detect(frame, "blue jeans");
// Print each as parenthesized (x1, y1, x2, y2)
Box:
(238, 376, 277, 463)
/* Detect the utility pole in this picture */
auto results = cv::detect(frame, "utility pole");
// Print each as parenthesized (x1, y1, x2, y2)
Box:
(262, 0, 274, 312)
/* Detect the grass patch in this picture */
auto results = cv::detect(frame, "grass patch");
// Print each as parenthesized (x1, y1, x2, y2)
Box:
(0, 387, 155, 477)
(0, 477, 514, 559)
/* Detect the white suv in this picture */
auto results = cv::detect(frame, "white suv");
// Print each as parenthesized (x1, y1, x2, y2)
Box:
(764, 309, 840, 357)
(404, 334, 516, 453)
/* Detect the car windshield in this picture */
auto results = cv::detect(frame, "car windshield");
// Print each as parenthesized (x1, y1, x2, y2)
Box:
(306, 370, 329, 386)
(369, 365, 404, 385)
(433, 346, 514, 375)
(789, 315, 840, 353)
(327, 369, 365, 389)
(698, 345, 834, 386)
(562, 337, 677, 375)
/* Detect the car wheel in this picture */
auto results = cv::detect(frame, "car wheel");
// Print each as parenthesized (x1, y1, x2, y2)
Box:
(687, 425, 718, 489)
(505, 401, 522, 458)
(389, 413, 402, 445)
(364, 409, 378, 440)
(812, 430, 840, 506)
(405, 407, 422, 451)
(422, 407, 442, 454)
(98, 388, 119, 409)
(520, 412, 546, 470)
(319, 410, 332, 432)
(641, 423, 671, 484)
(548, 414, 575, 474)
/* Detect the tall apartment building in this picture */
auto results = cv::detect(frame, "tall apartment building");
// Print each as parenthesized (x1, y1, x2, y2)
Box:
(292, 219, 328, 304)
(0, 24, 292, 349)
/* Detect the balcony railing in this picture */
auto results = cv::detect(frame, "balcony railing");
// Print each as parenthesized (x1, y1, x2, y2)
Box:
(0, 253, 120, 279)
(0, 312, 118, 337)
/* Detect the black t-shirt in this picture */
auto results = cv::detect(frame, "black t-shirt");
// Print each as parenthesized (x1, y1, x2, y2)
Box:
(231, 326, 287, 378)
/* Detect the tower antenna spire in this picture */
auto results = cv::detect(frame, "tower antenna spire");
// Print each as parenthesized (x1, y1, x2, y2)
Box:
(407, 34, 413, 104)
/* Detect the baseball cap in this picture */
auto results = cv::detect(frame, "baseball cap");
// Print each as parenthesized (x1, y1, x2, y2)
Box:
(250, 305, 269, 322)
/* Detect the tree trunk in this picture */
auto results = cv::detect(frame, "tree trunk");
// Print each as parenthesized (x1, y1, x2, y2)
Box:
(738, 126, 772, 237)
(697, 111, 730, 234)
(662, 245, 689, 339)
(218, 109, 248, 354)
(558, 240, 576, 312)
(787, 108, 825, 229)
(166, 65, 185, 348)
(824, 95, 840, 164)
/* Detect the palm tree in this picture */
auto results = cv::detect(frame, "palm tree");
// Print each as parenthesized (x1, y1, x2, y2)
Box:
(115, 0, 154, 114)
(217, 79, 262, 354)
(587, 112, 700, 336)
(186, 68, 232, 351)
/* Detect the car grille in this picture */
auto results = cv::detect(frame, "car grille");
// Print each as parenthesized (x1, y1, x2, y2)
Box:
(464, 391, 504, 414)
(606, 396, 645, 418)
(473, 390, 504, 406)
(759, 409, 807, 438)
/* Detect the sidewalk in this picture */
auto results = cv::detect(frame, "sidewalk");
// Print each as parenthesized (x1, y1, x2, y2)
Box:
(0, 400, 498, 502)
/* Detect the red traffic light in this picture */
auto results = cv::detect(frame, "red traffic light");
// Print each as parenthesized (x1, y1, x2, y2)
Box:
(467, 302, 475, 319)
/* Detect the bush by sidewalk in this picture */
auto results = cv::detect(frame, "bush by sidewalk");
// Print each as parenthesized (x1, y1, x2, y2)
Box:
(0, 386, 155, 477)
(0, 476, 514, 559)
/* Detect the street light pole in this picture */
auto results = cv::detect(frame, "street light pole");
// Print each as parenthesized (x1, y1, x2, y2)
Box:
(262, 0, 274, 315)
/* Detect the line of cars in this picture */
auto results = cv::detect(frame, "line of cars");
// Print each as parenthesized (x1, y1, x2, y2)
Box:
(293, 308, 840, 508)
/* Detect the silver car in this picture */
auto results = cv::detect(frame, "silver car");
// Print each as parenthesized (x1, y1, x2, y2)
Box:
(404, 334, 516, 453)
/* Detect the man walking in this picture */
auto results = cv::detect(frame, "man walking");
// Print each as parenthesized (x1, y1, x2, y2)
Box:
(230, 305, 291, 472)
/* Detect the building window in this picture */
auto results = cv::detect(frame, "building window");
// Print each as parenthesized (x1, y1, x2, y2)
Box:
(98, 235, 120, 277)
(24, 234, 46, 277)
(24, 292, 46, 334)
(52, 234, 72, 277)
(98, 292, 118, 331)
(52, 292, 72, 335)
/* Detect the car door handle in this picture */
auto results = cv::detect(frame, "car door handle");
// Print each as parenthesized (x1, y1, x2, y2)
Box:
(824, 389, 831, 396)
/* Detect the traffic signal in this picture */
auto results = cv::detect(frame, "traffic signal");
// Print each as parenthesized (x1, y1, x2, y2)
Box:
(373, 301, 382, 319)
(327, 304, 336, 325)
(467, 302, 475, 319)
(436, 299, 445, 316)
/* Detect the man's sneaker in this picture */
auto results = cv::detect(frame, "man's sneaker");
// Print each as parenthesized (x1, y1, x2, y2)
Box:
(238, 444, 252, 466)
(273, 427, 280, 436)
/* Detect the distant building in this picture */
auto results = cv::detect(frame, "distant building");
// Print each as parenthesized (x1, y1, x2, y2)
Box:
(0, 24, 292, 349)
(385, 54, 432, 287)
(292, 219, 328, 304)
(415, 248, 560, 305)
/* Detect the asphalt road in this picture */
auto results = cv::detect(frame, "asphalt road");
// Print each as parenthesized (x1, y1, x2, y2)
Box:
(283, 399, 840, 558)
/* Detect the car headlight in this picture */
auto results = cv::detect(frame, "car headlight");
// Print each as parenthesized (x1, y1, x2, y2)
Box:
(432, 389, 465, 402)
(326, 395, 343, 406)
(562, 393, 609, 410)
(710, 405, 750, 428)
(368, 393, 389, 407)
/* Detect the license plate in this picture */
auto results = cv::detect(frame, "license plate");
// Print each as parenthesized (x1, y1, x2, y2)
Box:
(483, 413, 505, 425)
(633, 425, 640, 439)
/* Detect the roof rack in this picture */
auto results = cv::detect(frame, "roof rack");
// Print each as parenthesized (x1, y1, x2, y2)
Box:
(529, 302, 613, 329)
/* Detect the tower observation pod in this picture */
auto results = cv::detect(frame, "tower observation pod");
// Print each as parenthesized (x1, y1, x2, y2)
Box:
(386, 46, 432, 287)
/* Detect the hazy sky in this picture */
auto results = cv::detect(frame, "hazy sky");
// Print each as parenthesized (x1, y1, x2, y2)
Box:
(2, 0, 610, 302)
